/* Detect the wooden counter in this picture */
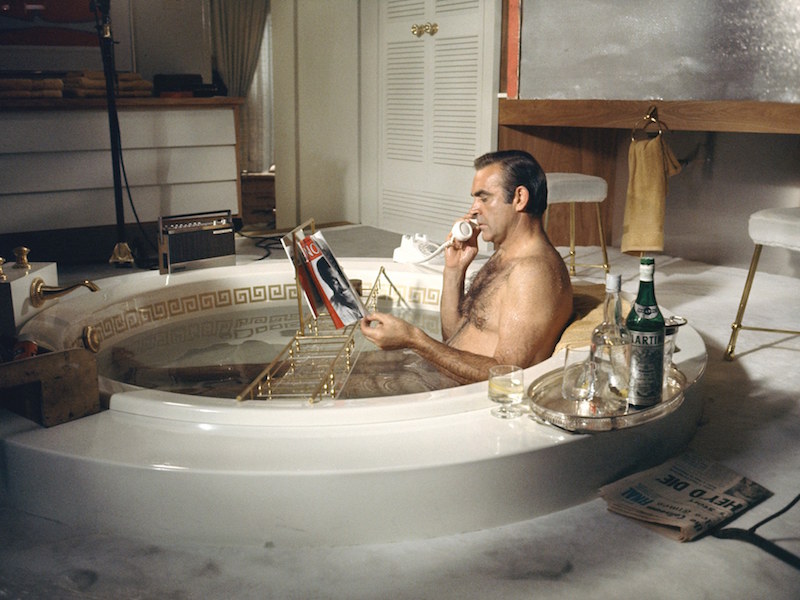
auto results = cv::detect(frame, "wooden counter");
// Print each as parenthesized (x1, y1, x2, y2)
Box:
(499, 99, 800, 135)
(498, 98, 800, 248)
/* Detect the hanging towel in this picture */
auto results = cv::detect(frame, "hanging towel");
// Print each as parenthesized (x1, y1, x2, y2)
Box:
(621, 134, 682, 253)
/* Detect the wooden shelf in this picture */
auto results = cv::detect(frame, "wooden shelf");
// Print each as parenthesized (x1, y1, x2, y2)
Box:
(0, 96, 244, 112)
(499, 99, 800, 135)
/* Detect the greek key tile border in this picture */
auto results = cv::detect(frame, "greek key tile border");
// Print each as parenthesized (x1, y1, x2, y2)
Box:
(86, 279, 443, 349)
(92, 283, 298, 346)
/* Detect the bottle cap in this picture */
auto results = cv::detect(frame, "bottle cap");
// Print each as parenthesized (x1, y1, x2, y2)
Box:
(639, 258, 656, 281)
(605, 273, 622, 292)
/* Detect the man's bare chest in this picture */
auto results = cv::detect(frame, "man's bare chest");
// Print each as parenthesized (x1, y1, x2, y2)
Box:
(459, 260, 510, 330)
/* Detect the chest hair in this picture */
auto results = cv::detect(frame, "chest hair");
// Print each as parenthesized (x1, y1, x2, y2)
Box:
(458, 257, 511, 330)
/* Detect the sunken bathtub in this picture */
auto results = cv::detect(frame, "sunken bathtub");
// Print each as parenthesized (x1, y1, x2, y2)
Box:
(2, 259, 706, 546)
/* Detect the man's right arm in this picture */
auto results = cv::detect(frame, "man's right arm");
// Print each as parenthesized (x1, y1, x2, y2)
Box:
(440, 266, 465, 341)
(439, 234, 478, 341)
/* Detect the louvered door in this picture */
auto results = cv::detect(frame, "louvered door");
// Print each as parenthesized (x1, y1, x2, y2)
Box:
(377, 0, 499, 241)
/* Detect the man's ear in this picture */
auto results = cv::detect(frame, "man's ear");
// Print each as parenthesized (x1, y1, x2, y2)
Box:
(512, 185, 529, 213)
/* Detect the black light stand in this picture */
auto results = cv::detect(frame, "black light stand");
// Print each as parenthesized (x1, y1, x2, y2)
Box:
(92, 0, 134, 266)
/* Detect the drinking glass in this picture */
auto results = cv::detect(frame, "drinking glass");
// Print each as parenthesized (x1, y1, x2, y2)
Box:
(597, 343, 630, 412)
(488, 365, 524, 419)
(561, 343, 602, 402)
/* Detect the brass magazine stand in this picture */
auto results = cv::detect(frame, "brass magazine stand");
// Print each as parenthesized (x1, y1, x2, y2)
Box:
(237, 221, 410, 403)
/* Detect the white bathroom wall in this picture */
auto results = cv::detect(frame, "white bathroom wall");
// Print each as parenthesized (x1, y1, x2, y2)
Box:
(296, 0, 360, 226)
(272, 0, 361, 229)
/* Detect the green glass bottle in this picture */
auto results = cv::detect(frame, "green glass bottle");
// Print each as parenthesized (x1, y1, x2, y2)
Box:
(625, 257, 665, 408)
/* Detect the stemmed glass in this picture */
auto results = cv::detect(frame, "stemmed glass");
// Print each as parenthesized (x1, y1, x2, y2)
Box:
(488, 365, 524, 419)
(561, 343, 610, 416)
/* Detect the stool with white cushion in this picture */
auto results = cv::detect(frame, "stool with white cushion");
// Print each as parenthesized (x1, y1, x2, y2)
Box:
(545, 173, 609, 275)
(724, 206, 800, 360)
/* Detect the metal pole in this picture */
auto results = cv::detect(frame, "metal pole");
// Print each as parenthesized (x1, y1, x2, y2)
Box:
(94, 0, 133, 266)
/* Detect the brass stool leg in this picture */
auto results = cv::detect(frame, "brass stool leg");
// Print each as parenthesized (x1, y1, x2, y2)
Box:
(725, 244, 763, 361)
(568, 202, 577, 275)
(595, 202, 609, 273)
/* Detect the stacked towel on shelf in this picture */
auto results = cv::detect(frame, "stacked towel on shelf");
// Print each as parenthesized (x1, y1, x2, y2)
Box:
(0, 78, 63, 98)
(621, 134, 682, 254)
(62, 71, 153, 98)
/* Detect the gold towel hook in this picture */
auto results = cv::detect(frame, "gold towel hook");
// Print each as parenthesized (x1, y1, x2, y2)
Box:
(631, 105, 668, 141)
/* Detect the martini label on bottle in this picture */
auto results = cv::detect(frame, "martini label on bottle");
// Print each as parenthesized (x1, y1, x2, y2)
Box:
(628, 331, 664, 407)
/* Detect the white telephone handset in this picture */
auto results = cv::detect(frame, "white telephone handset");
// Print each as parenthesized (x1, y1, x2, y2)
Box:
(392, 220, 477, 264)
(451, 219, 475, 242)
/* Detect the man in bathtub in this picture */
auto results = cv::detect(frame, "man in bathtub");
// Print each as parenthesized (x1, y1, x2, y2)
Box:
(360, 150, 573, 384)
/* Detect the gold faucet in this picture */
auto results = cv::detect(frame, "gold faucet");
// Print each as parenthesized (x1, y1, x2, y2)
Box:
(30, 277, 100, 308)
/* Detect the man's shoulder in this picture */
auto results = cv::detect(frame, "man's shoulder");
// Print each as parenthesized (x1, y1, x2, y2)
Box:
(503, 250, 572, 299)
(507, 248, 568, 278)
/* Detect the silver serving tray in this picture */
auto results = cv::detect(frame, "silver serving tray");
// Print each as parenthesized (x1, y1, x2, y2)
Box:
(527, 366, 686, 433)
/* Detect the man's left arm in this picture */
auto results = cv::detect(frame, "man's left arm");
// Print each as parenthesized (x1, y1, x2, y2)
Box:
(360, 313, 503, 384)
(360, 262, 572, 383)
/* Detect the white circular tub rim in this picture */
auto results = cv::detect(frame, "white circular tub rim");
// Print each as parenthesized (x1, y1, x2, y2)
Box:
(19, 258, 707, 428)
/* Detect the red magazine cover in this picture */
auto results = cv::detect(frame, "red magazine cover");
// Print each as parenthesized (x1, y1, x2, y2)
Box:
(282, 229, 366, 329)
(299, 237, 345, 328)
(280, 232, 321, 318)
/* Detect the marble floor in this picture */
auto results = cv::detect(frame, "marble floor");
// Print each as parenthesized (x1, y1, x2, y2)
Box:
(2, 225, 799, 599)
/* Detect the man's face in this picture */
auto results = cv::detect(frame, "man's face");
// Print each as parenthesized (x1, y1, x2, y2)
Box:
(322, 267, 346, 295)
(329, 275, 346, 295)
(469, 163, 516, 245)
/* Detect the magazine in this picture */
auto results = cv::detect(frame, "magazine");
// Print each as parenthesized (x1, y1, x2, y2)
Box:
(280, 229, 322, 318)
(281, 230, 367, 328)
(598, 450, 773, 541)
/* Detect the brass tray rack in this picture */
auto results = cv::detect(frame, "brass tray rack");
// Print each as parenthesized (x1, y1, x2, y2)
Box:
(237, 220, 409, 403)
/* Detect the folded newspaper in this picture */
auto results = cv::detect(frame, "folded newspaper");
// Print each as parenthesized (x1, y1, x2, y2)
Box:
(599, 450, 772, 542)
(280, 229, 367, 328)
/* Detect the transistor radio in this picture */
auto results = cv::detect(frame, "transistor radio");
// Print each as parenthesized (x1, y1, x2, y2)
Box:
(158, 210, 236, 274)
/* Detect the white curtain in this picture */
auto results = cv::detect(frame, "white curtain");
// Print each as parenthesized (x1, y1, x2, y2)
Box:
(210, 0, 271, 173)
(241, 13, 273, 173)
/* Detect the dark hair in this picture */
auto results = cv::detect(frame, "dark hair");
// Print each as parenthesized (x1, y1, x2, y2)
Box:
(473, 150, 547, 216)
(316, 258, 337, 288)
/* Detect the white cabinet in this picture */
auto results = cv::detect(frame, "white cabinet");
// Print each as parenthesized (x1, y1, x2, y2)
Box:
(371, 0, 500, 240)
(0, 99, 241, 236)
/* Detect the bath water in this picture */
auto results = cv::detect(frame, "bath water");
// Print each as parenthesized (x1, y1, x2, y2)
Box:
(99, 303, 459, 399)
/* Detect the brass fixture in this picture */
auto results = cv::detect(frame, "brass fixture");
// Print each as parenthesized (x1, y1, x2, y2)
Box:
(13, 246, 31, 269)
(631, 105, 668, 141)
(0, 257, 6, 282)
(30, 277, 100, 308)
(82, 325, 101, 353)
(109, 241, 135, 266)
(411, 22, 438, 37)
